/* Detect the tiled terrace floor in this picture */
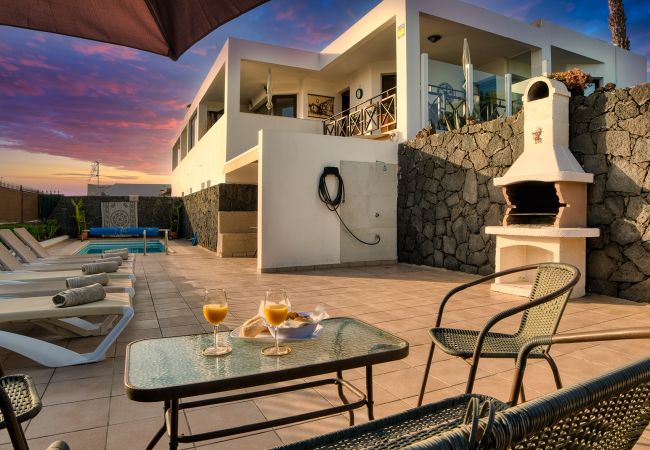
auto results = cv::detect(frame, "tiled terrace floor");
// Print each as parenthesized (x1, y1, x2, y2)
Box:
(1, 241, 650, 449)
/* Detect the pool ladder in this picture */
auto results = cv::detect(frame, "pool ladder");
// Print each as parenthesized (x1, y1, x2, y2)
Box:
(142, 229, 169, 256)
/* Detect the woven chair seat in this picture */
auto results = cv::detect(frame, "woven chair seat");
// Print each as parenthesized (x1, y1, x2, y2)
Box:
(430, 328, 546, 359)
(270, 394, 508, 450)
(0, 375, 41, 428)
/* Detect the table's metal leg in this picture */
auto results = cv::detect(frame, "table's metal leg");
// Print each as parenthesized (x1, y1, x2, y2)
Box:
(336, 369, 354, 426)
(146, 400, 169, 450)
(365, 365, 374, 420)
(168, 399, 180, 450)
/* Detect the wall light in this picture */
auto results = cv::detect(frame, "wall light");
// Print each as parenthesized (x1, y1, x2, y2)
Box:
(427, 34, 442, 43)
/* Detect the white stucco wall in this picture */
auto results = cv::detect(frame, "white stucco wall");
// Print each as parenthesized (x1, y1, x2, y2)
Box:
(226, 113, 322, 161)
(172, 117, 227, 196)
(258, 130, 397, 271)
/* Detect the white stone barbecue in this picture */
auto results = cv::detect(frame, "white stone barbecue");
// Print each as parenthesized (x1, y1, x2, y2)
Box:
(485, 76, 599, 298)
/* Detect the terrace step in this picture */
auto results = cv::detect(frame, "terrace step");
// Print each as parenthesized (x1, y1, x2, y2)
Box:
(217, 211, 256, 258)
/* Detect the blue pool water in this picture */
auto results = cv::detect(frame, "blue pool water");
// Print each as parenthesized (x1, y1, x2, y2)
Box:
(78, 240, 165, 255)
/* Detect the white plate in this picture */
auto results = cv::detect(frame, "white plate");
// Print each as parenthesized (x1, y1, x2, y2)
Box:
(229, 324, 323, 342)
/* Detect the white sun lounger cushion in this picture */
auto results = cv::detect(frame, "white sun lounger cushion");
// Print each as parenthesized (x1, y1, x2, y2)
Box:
(95, 256, 122, 266)
(66, 273, 110, 288)
(82, 261, 119, 275)
(102, 249, 129, 260)
(53, 283, 106, 307)
(0, 292, 131, 323)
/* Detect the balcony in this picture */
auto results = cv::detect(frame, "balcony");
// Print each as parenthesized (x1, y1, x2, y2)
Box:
(323, 87, 396, 138)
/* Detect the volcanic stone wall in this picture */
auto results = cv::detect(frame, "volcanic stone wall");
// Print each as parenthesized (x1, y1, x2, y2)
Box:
(182, 183, 257, 250)
(50, 195, 178, 237)
(398, 82, 650, 302)
(398, 115, 520, 275)
(571, 83, 650, 301)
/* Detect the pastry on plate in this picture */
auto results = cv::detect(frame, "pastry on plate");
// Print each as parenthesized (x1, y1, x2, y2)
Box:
(241, 315, 267, 337)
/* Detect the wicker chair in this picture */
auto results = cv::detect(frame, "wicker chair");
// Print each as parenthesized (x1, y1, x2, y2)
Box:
(418, 263, 579, 406)
(0, 363, 68, 450)
(272, 327, 650, 450)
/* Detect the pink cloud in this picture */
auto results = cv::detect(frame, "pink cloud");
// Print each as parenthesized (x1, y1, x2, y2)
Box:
(0, 79, 45, 97)
(276, 8, 296, 20)
(70, 42, 141, 61)
(19, 58, 61, 71)
(0, 56, 19, 72)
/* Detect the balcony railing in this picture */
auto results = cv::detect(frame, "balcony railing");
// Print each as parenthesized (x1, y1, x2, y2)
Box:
(428, 83, 522, 130)
(323, 87, 396, 137)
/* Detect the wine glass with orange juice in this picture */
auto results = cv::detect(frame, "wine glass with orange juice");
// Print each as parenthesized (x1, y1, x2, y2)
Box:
(202, 289, 232, 356)
(261, 289, 291, 356)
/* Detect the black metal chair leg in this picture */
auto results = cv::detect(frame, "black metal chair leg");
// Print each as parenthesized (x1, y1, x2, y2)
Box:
(417, 342, 436, 406)
(519, 383, 526, 404)
(543, 352, 563, 389)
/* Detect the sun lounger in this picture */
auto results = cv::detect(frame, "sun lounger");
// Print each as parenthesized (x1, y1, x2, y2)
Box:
(5, 228, 136, 264)
(0, 243, 134, 277)
(0, 293, 133, 367)
(0, 278, 134, 299)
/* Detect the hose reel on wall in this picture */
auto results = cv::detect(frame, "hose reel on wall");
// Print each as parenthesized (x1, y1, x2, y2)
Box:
(318, 166, 380, 246)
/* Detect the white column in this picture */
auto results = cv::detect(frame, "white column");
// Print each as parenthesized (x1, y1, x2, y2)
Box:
(531, 47, 552, 77)
(420, 53, 429, 129)
(197, 102, 208, 140)
(505, 73, 512, 116)
(395, 0, 421, 140)
(465, 63, 473, 119)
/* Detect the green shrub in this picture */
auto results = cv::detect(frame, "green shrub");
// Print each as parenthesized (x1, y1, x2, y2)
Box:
(0, 218, 59, 241)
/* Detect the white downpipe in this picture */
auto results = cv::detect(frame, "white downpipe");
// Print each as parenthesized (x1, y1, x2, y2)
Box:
(505, 73, 513, 117)
(465, 63, 474, 118)
(143, 229, 147, 256)
(420, 53, 429, 129)
(542, 59, 549, 77)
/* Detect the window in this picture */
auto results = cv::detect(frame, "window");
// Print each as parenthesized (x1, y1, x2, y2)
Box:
(188, 114, 196, 150)
(207, 110, 223, 131)
(273, 95, 297, 117)
(253, 94, 297, 118)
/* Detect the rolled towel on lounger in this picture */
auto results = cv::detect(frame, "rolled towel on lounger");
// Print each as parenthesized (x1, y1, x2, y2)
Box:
(81, 261, 120, 275)
(95, 256, 122, 266)
(52, 283, 106, 307)
(66, 273, 110, 288)
(103, 249, 129, 260)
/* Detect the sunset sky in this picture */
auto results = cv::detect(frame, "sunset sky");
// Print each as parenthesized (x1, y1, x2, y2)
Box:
(0, 0, 648, 195)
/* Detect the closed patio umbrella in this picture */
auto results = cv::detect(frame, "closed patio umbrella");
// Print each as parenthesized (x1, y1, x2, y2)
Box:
(0, 0, 269, 60)
(462, 38, 473, 118)
(266, 68, 273, 113)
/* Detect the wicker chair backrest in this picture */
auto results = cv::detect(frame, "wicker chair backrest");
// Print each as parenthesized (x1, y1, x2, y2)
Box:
(488, 355, 650, 450)
(515, 263, 577, 344)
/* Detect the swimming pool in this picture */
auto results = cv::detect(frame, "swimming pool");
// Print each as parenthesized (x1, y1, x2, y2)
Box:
(77, 240, 165, 255)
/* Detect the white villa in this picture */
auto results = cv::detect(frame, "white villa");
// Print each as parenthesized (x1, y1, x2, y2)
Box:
(171, 0, 646, 272)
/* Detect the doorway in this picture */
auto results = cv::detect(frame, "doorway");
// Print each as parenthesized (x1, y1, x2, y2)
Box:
(380, 74, 397, 132)
(341, 89, 350, 112)
(381, 74, 396, 95)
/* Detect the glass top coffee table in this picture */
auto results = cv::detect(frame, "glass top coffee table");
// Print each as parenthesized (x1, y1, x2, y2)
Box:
(125, 317, 409, 450)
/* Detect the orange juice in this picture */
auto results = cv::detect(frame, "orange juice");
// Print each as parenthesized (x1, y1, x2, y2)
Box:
(264, 304, 288, 326)
(203, 304, 228, 325)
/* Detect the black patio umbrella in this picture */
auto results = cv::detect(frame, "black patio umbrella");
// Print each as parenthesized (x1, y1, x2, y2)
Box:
(0, 0, 269, 60)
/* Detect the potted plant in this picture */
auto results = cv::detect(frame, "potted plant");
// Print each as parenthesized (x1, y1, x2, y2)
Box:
(71, 199, 88, 240)
(168, 200, 182, 239)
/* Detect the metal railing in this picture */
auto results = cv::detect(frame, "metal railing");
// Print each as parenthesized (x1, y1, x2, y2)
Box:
(323, 87, 396, 137)
(428, 84, 523, 130)
(428, 84, 467, 130)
